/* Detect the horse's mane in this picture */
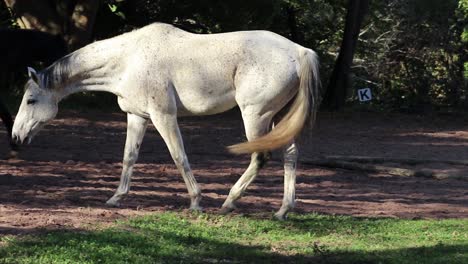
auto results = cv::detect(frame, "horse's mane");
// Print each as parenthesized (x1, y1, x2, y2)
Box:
(41, 53, 74, 90)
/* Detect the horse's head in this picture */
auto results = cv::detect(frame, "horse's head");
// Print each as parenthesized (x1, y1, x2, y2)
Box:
(12, 67, 58, 144)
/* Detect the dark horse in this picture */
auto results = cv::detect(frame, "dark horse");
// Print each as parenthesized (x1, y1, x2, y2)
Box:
(0, 29, 67, 155)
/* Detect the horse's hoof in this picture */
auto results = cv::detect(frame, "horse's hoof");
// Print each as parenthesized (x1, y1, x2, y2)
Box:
(219, 205, 235, 215)
(105, 198, 121, 207)
(189, 205, 203, 212)
(273, 212, 287, 221)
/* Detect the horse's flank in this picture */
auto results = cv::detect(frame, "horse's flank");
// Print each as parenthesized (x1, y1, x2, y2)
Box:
(227, 49, 320, 154)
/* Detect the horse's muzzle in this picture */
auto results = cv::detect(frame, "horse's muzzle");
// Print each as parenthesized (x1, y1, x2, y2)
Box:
(12, 133, 29, 145)
(12, 134, 19, 144)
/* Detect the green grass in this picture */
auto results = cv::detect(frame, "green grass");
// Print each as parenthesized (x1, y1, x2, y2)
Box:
(0, 212, 466, 264)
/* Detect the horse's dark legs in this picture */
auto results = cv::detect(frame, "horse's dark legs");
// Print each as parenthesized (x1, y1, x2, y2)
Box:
(0, 98, 18, 153)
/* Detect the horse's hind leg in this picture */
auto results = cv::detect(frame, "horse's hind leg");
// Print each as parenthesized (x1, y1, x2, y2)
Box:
(274, 142, 298, 220)
(220, 108, 272, 214)
(106, 113, 148, 207)
(220, 152, 269, 214)
(150, 111, 202, 211)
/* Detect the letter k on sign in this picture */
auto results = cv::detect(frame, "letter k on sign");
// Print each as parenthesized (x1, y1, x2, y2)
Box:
(358, 88, 372, 102)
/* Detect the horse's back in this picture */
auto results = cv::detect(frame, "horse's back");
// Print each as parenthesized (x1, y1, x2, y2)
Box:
(115, 23, 307, 116)
(134, 23, 302, 63)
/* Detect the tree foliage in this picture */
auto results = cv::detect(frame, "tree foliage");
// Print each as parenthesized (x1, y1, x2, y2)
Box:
(3, 0, 99, 51)
(352, 0, 467, 111)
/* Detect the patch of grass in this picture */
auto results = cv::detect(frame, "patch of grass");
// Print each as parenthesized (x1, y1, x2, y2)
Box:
(0, 212, 467, 263)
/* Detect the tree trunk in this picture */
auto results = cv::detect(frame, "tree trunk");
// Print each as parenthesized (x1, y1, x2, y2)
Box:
(286, 5, 303, 44)
(322, 0, 369, 110)
(4, 0, 99, 51)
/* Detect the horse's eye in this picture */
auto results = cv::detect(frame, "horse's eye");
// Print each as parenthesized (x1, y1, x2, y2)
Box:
(27, 99, 37, 105)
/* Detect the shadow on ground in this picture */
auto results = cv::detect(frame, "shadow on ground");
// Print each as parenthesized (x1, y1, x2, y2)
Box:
(0, 110, 467, 234)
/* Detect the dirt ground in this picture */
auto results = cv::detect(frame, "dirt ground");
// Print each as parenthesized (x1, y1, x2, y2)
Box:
(0, 109, 467, 235)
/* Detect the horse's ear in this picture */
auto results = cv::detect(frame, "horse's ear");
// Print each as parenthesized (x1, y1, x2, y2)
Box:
(27, 67, 40, 85)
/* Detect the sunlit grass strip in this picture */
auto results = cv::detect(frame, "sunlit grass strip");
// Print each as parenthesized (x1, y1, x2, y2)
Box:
(1, 212, 467, 264)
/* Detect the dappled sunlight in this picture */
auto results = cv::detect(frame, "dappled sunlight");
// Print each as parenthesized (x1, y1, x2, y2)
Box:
(394, 131, 468, 146)
(397, 130, 468, 139)
(305, 113, 468, 161)
(1, 111, 468, 236)
(403, 142, 468, 147)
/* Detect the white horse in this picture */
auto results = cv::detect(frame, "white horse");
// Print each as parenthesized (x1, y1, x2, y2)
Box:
(12, 23, 320, 220)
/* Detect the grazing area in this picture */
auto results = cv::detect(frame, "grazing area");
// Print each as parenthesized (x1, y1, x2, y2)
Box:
(1, 212, 467, 263)
(0, 110, 467, 262)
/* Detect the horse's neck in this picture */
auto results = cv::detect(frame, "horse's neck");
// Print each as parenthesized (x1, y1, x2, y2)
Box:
(42, 37, 126, 99)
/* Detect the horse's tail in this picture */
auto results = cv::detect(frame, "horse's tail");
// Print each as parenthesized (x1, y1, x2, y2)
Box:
(228, 48, 321, 154)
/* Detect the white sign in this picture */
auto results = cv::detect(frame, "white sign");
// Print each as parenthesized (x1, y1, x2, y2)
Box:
(358, 88, 372, 102)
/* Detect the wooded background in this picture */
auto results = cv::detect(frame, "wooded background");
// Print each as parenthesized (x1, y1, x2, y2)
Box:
(1, 0, 467, 112)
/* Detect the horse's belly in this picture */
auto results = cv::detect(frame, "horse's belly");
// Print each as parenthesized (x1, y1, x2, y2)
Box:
(117, 96, 150, 118)
(176, 90, 237, 116)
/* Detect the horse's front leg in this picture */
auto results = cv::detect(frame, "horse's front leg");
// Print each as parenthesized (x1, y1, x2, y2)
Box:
(150, 111, 202, 211)
(106, 113, 148, 207)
